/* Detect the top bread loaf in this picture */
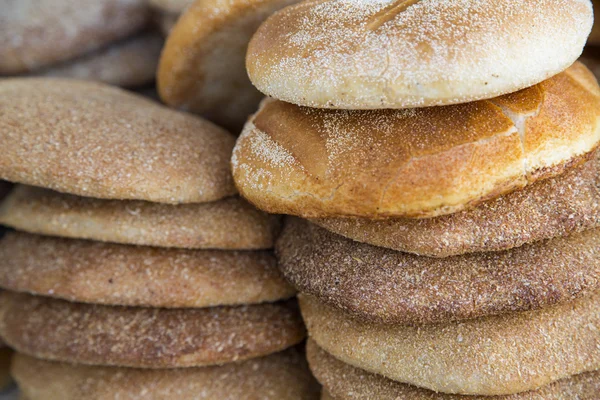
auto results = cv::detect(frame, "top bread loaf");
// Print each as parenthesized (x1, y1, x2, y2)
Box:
(246, 0, 592, 109)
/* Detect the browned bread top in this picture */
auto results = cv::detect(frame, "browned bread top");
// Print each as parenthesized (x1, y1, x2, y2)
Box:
(0, 291, 305, 368)
(0, 78, 236, 204)
(0, 231, 294, 308)
(233, 64, 600, 218)
(0, 0, 150, 74)
(247, 0, 592, 108)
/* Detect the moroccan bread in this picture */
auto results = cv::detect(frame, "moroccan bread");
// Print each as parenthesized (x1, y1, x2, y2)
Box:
(246, 0, 592, 109)
(0, 0, 150, 74)
(0, 185, 279, 250)
(233, 63, 600, 218)
(36, 32, 163, 88)
(278, 218, 600, 325)
(0, 291, 305, 368)
(158, 0, 299, 132)
(309, 341, 600, 400)
(0, 78, 236, 204)
(13, 348, 319, 400)
(300, 292, 600, 396)
(0, 231, 294, 308)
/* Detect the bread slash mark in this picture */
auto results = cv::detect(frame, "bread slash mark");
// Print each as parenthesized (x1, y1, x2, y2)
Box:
(366, 0, 422, 31)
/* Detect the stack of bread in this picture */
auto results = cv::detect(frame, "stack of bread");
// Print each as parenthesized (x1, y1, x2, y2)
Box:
(0, 0, 162, 88)
(0, 78, 318, 399)
(233, 0, 600, 398)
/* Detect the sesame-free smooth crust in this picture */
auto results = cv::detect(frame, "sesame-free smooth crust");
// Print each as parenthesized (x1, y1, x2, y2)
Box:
(0, 232, 294, 308)
(0, 186, 279, 250)
(247, 0, 592, 108)
(278, 218, 600, 325)
(0, 0, 150, 74)
(36, 32, 163, 88)
(233, 64, 600, 218)
(0, 78, 236, 204)
(158, 0, 300, 132)
(314, 153, 600, 257)
(0, 291, 305, 368)
(13, 348, 319, 400)
(309, 341, 600, 400)
(300, 293, 600, 396)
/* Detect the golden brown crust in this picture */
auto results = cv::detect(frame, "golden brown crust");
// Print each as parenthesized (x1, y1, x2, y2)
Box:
(0, 78, 236, 204)
(300, 293, 600, 396)
(0, 231, 295, 308)
(0, 291, 305, 368)
(158, 0, 299, 132)
(314, 154, 600, 257)
(13, 348, 320, 400)
(309, 341, 600, 400)
(0, 0, 151, 74)
(247, 0, 592, 109)
(233, 65, 600, 218)
(35, 32, 163, 88)
(278, 218, 600, 325)
(0, 186, 280, 250)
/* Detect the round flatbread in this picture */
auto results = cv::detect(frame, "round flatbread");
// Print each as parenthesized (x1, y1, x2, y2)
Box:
(313, 153, 600, 257)
(0, 0, 150, 74)
(300, 293, 600, 396)
(0, 231, 294, 308)
(0, 291, 305, 368)
(233, 63, 600, 219)
(278, 218, 600, 325)
(36, 32, 163, 88)
(13, 348, 319, 400)
(158, 0, 300, 132)
(309, 341, 600, 400)
(247, 0, 592, 109)
(0, 78, 236, 204)
(0, 185, 280, 250)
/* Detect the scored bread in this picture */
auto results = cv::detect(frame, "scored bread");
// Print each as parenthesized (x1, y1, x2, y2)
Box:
(0, 185, 279, 250)
(0, 78, 236, 204)
(246, 0, 592, 109)
(233, 63, 600, 218)
(313, 153, 600, 257)
(278, 218, 600, 325)
(13, 348, 319, 400)
(0, 0, 150, 74)
(0, 291, 305, 368)
(300, 293, 600, 396)
(309, 341, 600, 400)
(36, 32, 163, 88)
(0, 231, 294, 308)
(158, 0, 300, 132)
